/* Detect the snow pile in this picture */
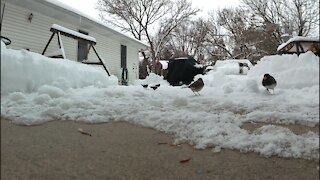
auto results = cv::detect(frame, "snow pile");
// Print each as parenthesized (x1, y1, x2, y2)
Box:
(1, 43, 319, 160)
(216, 62, 241, 74)
(213, 59, 253, 75)
(203, 52, 319, 94)
(1, 41, 118, 95)
(248, 52, 319, 89)
(134, 73, 169, 86)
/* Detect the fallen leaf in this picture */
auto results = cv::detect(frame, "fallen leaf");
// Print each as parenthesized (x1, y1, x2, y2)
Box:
(78, 128, 92, 136)
(157, 142, 168, 145)
(179, 157, 191, 163)
(170, 143, 182, 147)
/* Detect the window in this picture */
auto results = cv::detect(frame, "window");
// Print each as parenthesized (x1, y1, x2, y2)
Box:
(77, 30, 89, 62)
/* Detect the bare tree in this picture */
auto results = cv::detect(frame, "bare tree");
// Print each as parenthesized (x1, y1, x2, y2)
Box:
(160, 14, 236, 64)
(217, 8, 249, 44)
(242, 0, 319, 39)
(189, 19, 210, 59)
(161, 19, 208, 58)
(97, 0, 168, 40)
(206, 10, 237, 60)
(216, 7, 277, 60)
(216, 8, 257, 57)
(97, 0, 199, 72)
(287, 0, 319, 36)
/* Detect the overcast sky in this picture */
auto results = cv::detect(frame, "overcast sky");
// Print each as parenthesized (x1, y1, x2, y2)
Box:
(56, 0, 240, 19)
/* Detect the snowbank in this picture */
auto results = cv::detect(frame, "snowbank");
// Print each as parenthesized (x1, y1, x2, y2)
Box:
(133, 73, 169, 87)
(203, 52, 319, 94)
(1, 41, 117, 95)
(248, 52, 319, 89)
(213, 59, 253, 75)
(1, 42, 319, 160)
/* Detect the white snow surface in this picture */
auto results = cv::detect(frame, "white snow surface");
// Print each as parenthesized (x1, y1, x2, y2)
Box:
(159, 60, 169, 70)
(51, 24, 97, 42)
(1, 41, 319, 160)
(213, 59, 253, 75)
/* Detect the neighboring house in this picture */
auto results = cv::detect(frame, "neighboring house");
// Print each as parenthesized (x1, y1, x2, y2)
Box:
(277, 36, 320, 56)
(0, 0, 149, 84)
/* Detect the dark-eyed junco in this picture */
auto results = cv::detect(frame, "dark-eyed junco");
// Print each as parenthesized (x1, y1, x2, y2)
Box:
(150, 84, 160, 90)
(262, 74, 277, 94)
(186, 78, 204, 95)
(141, 84, 148, 88)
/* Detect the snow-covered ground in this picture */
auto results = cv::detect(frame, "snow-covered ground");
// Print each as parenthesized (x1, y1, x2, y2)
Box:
(1, 41, 319, 160)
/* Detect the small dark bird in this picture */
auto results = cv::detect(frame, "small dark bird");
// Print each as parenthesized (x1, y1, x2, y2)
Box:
(186, 78, 204, 95)
(262, 74, 277, 94)
(150, 84, 160, 90)
(141, 84, 148, 88)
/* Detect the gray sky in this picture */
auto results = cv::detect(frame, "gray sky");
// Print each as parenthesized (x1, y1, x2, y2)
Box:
(56, 0, 240, 19)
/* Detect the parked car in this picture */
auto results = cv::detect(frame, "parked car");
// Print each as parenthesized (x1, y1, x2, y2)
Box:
(209, 59, 253, 75)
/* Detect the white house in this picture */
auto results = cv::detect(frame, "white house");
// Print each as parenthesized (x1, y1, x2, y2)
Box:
(0, 0, 149, 84)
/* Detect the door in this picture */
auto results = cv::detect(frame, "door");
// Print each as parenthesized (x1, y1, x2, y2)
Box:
(121, 45, 127, 68)
(121, 45, 128, 85)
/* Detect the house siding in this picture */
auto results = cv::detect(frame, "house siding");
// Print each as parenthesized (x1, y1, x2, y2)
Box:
(127, 45, 140, 82)
(1, 1, 147, 84)
(1, 3, 77, 60)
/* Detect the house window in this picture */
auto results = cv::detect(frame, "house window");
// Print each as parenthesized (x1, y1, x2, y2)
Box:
(121, 45, 127, 68)
(77, 30, 89, 62)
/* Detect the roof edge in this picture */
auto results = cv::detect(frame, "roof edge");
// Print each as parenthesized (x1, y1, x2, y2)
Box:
(41, 0, 149, 48)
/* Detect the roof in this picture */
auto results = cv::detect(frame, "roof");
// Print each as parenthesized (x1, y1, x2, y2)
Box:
(173, 56, 194, 60)
(6, 0, 149, 48)
(277, 36, 319, 51)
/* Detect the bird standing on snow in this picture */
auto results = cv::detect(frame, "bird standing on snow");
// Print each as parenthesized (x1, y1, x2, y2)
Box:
(141, 84, 148, 88)
(185, 78, 204, 95)
(262, 74, 277, 94)
(150, 84, 160, 90)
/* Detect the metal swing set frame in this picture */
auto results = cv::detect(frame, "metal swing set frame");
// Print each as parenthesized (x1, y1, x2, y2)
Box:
(42, 24, 110, 76)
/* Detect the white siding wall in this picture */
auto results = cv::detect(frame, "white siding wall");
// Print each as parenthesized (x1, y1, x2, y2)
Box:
(88, 32, 121, 81)
(126, 45, 139, 82)
(1, 2, 144, 84)
(1, 3, 77, 60)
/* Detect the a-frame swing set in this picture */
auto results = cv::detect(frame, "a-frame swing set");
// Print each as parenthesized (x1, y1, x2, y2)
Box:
(42, 24, 110, 76)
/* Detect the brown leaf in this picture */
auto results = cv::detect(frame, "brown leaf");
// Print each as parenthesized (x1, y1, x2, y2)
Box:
(179, 157, 191, 163)
(78, 128, 92, 136)
(170, 143, 182, 147)
(157, 142, 168, 145)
